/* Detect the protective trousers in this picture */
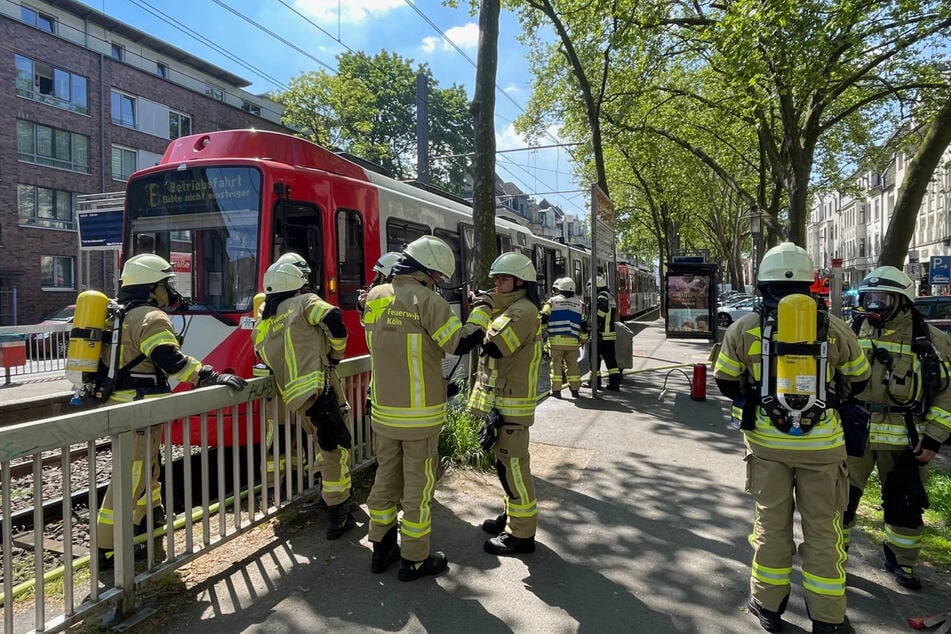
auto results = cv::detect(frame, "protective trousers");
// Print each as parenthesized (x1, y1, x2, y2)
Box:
(366, 433, 439, 562)
(97, 425, 163, 549)
(593, 339, 620, 387)
(746, 454, 849, 624)
(266, 414, 352, 507)
(550, 346, 580, 392)
(845, 448, 927, 565)
(494, 425, 537, 538)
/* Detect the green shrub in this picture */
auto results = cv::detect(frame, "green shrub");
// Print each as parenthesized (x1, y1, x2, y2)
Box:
(439, 399, 494, 471)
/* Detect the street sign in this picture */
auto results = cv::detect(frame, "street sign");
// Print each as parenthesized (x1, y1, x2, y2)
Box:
(929, 256, 951, 284)
(831, 257, 842, 268)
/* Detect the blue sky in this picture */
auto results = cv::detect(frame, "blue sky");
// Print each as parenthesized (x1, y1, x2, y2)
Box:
(80, 0, 588, 216)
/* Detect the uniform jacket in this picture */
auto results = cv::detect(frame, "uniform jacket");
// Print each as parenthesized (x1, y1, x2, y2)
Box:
(854, 310, 951, 449)
(362, 273, 491, 440)
(541, 293, 584, 349)
(469, 289, 543, 427)
(253, 293, 348, 413)
(596, 290, 617, 341)
(715, 310, 871, 464)
(104, 304, 203, 403)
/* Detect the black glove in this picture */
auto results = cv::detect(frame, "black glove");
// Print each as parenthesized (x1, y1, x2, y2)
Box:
(327, 354, 341, 367)
(469, 290, 494, 311)
(306, 388, 352, 451)
(197, 365, 247, 390)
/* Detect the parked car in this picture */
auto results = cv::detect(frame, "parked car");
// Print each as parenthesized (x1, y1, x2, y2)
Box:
(718, 293, 753, 309)
(913, 296, 951, 320)
(28, 304, 75, 358)
(717, 297, 762, 328)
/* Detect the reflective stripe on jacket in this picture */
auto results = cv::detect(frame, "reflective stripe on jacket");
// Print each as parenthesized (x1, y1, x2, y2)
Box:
(714, 311, 871, 463)
(253, 293, 347, 413)
(597, 290, 617, 341)
(854, 312, 951, 448)
(469, 289, 543, 426)
(362, 274, 489, 440)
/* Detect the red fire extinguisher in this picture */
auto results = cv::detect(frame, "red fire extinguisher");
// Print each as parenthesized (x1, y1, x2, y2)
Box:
(691, 363, 707, 401)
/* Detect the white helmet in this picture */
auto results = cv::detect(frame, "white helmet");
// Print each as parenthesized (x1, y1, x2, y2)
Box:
(490, 252, 537, 282)
(373, 252, 402, 277)
(553, 277, 576, 292)
(121, 254, 175, 286)
(859, 266, 915, 303)
(403, 235, 455, 279)
(596, 275, 607, 289)
(757, 242, 813, 283)
(263, 261, 306, 294)
(274, 252, 311, 276)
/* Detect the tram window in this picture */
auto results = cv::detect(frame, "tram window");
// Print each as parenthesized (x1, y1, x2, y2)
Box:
(273, 202, 323, 293)
(336, 209, 365, 310)
(498, 234, 512, 253)
(386, 218, 429, 252)
(434, 228, 462, 303)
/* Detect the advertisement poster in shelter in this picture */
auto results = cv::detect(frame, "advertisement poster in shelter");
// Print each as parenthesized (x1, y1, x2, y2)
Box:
(665, 264, 717, 340)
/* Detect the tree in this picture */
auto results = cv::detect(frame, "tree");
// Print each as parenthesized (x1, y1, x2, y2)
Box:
(274, 51, 474, 193)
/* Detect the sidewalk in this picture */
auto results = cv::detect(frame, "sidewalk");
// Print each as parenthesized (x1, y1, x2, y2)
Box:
(113, 318, 946, 633)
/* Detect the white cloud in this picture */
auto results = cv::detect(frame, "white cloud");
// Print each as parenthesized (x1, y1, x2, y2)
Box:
(293, 0, 405, 24)
(419, 22, 479, 53)
(496, 123, 525, 152)
(502, 83, 520, 95)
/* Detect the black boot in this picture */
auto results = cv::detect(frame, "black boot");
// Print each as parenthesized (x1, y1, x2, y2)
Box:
(812, 618, 854, 634)
(371, 526, 400, 574)
(481, 512, 507, 535)
(483, 532, 535, 556)
(606, 377, 621, 391)
(747, 596, 783, 632)
(882, 544, 922, 590)
(326, 500, 356, 540)
(398, 551, 448, 581)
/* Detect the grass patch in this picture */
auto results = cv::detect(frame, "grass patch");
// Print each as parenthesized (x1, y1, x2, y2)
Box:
(439, 399, 493, 471)
(854, 463, 951, 568)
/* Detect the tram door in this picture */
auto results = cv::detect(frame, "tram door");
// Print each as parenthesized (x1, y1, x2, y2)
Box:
(534, 245, 556, 297)
(272, 202, 324, 293)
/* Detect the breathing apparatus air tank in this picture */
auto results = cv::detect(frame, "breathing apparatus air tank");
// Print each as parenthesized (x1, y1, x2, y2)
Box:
(65, 290, 109, 387)
(252, 292, 266, 321)
(774, 293, 818, 433)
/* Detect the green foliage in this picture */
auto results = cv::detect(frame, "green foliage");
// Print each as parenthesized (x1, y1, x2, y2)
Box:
(856, 464, 951, 567)
(273, 50, 473, 193)
(439, 399, 494, 471)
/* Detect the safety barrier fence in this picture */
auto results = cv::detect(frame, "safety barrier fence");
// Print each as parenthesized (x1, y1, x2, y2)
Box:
(0, 356, 373, 633)
(0, 323, 71, 384)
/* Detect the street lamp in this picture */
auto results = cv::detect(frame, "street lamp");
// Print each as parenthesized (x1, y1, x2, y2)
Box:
(750, 208, 762, 286)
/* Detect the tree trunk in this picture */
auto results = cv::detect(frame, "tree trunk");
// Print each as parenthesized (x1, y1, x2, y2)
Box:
(880, 98, 951, 268)
(470, 0, 501, 288)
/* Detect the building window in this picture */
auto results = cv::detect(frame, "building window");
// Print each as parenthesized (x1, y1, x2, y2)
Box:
(111, 43, 124, 61)
(156, 62, 167, 78)
(241, 100, 261, 116)
(16, 120, 89, 172)
(21, 6, 55, 32)
(205, 84, 224, 101)
(41, 256, 74, 289)
(15, 55, 89, 114)
(169, 111, 192, 140)
(111, 146, 137, 181)
(18, 185, 76, 230)
(111, 90, 136, 128)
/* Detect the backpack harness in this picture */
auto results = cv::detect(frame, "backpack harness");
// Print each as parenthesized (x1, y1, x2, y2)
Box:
(758, 306, 831, 435)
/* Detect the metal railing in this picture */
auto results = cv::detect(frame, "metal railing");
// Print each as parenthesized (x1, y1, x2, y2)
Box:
(0, 323, 71, 383)
(0, 356, 373, 632)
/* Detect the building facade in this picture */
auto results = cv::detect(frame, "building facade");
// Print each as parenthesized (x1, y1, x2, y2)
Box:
(807, 143, 951, 292)
(0, 0, 290, 325)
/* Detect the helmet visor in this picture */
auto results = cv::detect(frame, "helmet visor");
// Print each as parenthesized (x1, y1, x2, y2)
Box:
(861, 291, 896, 316)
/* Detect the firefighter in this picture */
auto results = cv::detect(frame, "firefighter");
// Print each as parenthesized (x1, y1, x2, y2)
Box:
(96, 254, 247, 568)
(361, 235, 491, 581)
(584, 275, 621, 391)
(470, 252, 544, 557)
(253, 258, 356, 540)
(541, 277, 585, 398)
(845, 265, 951, 591)
(358, 251, 401, 310)
(714, 242, 870, 634)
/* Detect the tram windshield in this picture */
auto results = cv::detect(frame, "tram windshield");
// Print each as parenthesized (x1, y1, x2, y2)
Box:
(125, 166, 262, 313)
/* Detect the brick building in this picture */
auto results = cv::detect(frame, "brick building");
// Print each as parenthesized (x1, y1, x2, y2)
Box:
(0, 0, 291, 324)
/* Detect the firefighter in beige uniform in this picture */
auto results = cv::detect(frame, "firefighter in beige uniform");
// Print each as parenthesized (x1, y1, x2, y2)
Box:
(470, 252, 544, 556)
(253, 259, 355, 539)
(714, 243, 870, 634)
(362, 236, 490, 581)
(96, 254, 247, 566)
(845, 266, 951, 590)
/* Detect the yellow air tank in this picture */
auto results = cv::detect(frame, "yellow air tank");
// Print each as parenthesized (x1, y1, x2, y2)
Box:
(775, 293, 818, 418)
(65, 290, 110, 387)
(252, 292, 266, 321)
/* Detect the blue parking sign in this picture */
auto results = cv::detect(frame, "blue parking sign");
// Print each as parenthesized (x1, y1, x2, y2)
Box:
(929, 256, 951, 284)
